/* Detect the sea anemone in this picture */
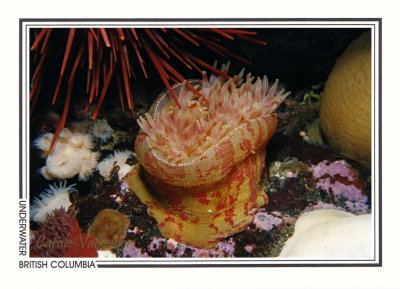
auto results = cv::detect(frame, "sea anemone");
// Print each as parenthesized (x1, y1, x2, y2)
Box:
(68, 132, 94, 149)
(30, 207, 98, 257)
(33, 132, 54, 155)
(97, 150, 133, 181)
(30, 28, 266, 150)
(35, 128, 100, 181)
(137, 63, 289, 165)
(127, 65, 289, 248)
(87, 209, 130, 250)
(45, 144, 83, 179)
(91, 119, 114, 143)
(30, 181, 76, 223)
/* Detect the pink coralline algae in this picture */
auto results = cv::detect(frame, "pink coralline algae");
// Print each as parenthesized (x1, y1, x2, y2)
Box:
(190, 240, 235, 258)
(311, 160, 368, 203)
(123, 236, 237, 257)
(165, 240, 186, 257)
(281, 214, 297, 225)
(305, 200, 344, 212)
(344, 200, 370, 215)
(312, 160, 355, 179)
(305, 200, 370, 215)
(122, 240, 149, 257)
(214, 238, 236, 257)
(148, 237, 167, 252)
(170, 237, 236, 257)
(191, 248, 212, 258)
(253, 212, 283, 231)
(245, 244, 257, 253)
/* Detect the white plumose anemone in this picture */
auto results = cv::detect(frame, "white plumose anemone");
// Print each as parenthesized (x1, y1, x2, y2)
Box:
(96, 157, 115, 180)
(91, 119, 114, 143)
(97, 150, 133, 181)
(34, 132, 54, 152)
(30, 181, 77, 223)
(33, 132, 54, 158)
(35, 127, 99, 181)
(79, 148, 100, 181)
(58, 128, 73, 141)
(45, 144, 82, 179)
(69, 132, 94, 149)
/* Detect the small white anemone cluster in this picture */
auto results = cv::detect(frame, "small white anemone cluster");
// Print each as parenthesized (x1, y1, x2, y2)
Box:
(97, 150, 133, 181)
(30, 181, 76, 223)
(137, 63, 290, 164)
(91, 119, 114, 143)
(34, 128, 100, 181)
(69, 118, 113, 143)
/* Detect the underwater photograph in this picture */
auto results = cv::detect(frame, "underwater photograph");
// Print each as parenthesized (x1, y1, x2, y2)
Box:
(23, 20, 379, 262)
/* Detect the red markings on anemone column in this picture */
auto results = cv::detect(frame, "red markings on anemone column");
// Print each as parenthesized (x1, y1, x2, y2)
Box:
(208, 223, 219, 233)
(240, 139, 252, 153)
(214, 139, 235, 173)
(197, 195, 211, 206)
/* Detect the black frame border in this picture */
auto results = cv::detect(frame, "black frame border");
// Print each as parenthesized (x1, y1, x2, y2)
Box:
(19, 18, 382, 268)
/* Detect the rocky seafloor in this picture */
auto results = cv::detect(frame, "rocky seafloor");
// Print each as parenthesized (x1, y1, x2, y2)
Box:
(29, 101, 371, 258)
(28, 28, 372, 258)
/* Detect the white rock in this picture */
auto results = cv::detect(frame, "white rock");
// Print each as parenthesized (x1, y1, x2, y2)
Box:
(279, 209, 373, 259)
(97, 250, 117, 258)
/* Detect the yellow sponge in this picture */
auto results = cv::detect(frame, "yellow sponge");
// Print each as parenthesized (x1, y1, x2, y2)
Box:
(320, 31, 371, 167)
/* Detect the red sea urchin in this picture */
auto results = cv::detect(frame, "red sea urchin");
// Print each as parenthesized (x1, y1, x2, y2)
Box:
(30, 28, 266, 150)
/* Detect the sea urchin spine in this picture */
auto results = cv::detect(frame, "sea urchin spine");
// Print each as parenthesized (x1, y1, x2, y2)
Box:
(30, 28, 266, 151)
